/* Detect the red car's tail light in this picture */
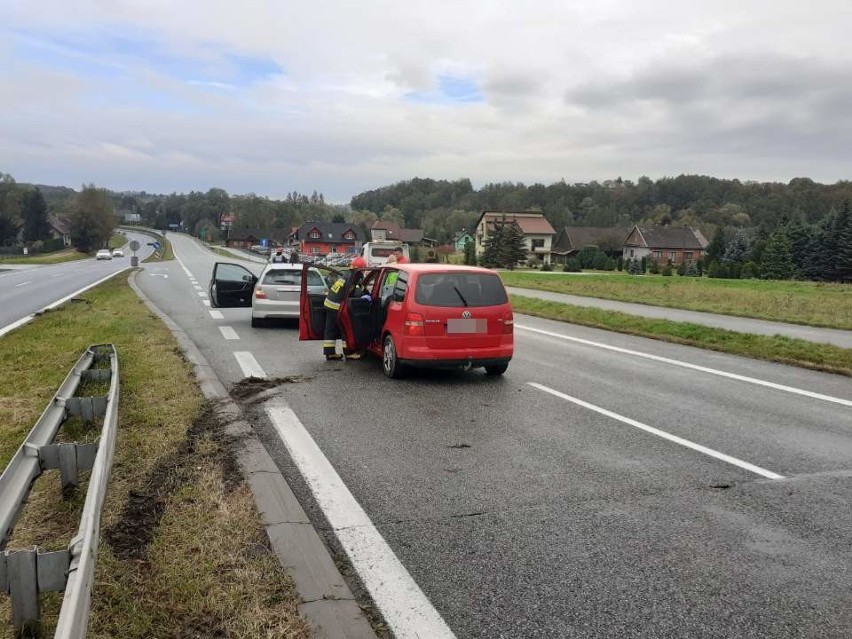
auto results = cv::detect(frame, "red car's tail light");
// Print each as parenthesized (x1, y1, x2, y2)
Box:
(501, 311, 514, 334)
(403, 312, 425, 336)
(254, 287, 268, 299)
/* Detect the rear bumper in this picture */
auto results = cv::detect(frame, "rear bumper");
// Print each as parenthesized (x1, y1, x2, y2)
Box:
(253, 299, 299, 318)
(399, 356, 512, 369)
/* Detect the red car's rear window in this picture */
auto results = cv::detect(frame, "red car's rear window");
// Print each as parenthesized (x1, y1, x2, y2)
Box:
(414, 272, 508, 308)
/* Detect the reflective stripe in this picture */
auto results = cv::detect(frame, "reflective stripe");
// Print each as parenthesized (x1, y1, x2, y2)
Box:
(323, 340, 336, 346)
(324, 299, 341, 310)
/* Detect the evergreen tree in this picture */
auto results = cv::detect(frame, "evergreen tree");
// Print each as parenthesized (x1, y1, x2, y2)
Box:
(836, 211, 852, 281)
(21, 188, 51, 242)
(504, 221, 528, 268)
(463, 239, 476, 265)
(721, 229, 750, 264)
(761, 230, 795, 280)
(705, 229, 727, 263)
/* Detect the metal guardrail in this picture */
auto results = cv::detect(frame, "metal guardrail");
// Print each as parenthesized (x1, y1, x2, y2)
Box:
(0, 344, 119, 637)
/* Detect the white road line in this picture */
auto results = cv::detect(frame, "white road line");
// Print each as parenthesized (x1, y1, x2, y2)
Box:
(529, 382, 784, 480)
(516, 324, 852, 408)
(0, 268, 130, 339)
(202, 299, 211, 306)
(174, 253, 196, 280)
(193, 285, 203, 291)
(197, 291, 207, 297)
(234, 351, 266, 378)
(209, 310, 224, 319)
(219, 326, 239, 340)
(266, 403, 457, 639)
(15, 281, 31, 287)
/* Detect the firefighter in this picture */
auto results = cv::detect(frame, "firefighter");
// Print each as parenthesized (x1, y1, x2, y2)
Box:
(322, 271, 364, 361)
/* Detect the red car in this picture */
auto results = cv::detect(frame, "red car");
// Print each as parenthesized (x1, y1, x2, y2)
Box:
(300, 263, 514, 378)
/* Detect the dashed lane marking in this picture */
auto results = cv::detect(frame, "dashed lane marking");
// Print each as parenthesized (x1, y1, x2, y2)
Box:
(219, 326, 239, 340)
(516, 324, 852, 408)
(234, 351, 266, 378)
(209, 310, 224, 319)
(529, 382, 784, 480)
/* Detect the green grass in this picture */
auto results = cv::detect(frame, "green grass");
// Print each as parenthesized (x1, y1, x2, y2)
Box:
(511, 294, 852, 377)
(500, 271, 852, 330)
(142, 236, 174, 262)
(108, 233, 128, 250)
(0, 274, 308, 638)
(0, 248, 88, 265)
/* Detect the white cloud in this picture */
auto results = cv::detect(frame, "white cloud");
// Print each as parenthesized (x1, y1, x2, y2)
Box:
(1, 0, 851, 202)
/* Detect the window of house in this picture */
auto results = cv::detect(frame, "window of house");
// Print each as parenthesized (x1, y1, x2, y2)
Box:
(330, 246, 337, 253)
(531, 239, 545, 249)
(685, 251, 693, 261)
(311, 246, 320, 254)
(309, 230, 321, 239)
(653, 250, 662, 259)
(344, 231, 354, 240)
(629, 249, 634, 257)
(669, 251, 677, 262)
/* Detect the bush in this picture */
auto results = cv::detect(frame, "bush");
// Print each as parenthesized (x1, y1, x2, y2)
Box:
(616, 256, 624, 271)
(662, 264, 674, 276)
(628, 259, 643, 275)
(640, 256, 648, 273)
(563, 258, 581, 272)
(677, 262, 686, 276)
(541, 263, 553, 272)
(648, 261, 660, 274)
(603, 257, 616, 271)
(741, 261, 759, 279)
(683, 262, 700, 277)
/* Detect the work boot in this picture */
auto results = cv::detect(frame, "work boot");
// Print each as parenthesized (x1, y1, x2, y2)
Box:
(325, 354, 343, 361)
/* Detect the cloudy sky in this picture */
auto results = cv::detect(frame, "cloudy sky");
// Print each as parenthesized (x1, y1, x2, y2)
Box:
(1, 0, 850, 202)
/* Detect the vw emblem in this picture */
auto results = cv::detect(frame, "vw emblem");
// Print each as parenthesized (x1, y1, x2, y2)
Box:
(462, 310, 472, 319)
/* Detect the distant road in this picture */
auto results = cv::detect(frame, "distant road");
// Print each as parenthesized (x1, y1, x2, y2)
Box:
(0, 232, 154, 337)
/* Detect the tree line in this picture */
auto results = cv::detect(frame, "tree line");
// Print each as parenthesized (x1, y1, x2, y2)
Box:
(0, 173, 115, 253)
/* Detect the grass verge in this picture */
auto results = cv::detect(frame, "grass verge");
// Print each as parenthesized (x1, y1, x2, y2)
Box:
(0, 249, 88, 265)
(142, 236, 174, 262)
(511, 294, 852, 377)
(501, 271, 852, 330)
(108, 233, 128, 250)
(0, 273, 309, 638)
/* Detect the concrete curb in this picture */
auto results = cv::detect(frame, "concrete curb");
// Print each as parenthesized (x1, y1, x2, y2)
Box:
(127, 269, 377, 639)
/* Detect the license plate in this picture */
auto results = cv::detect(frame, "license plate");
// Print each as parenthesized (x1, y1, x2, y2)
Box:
(447, 318, 487, 334)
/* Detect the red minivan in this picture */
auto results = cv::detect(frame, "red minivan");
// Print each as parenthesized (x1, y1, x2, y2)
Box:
(300, 264, 514, 378)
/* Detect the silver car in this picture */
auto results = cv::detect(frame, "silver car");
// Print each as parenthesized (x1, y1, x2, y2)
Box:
(209, 262, 327, 327)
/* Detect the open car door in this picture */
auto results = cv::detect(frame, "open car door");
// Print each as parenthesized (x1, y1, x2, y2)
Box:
(209, 262, 258, 308)
(299, 264, 343, 340)
(337, 268, 381, 352)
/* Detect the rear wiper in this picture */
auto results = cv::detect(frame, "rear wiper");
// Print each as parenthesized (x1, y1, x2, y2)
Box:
(452, 286, 468, 307)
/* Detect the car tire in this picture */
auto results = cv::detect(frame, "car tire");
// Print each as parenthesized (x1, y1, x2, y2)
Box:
(484, 363, 509, 375)
(251, 316, 264, 328)
(382, 334, 404, 379)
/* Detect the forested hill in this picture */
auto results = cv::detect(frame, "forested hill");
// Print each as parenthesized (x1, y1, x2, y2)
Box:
(350, 175, 852, 239)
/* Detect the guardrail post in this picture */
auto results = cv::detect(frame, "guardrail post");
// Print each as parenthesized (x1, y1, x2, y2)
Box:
(7, 549, 39, 631)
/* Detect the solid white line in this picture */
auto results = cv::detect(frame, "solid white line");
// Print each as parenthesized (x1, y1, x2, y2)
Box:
(233, 351, 266, 378)
(209, 310, 224, 319)
(219, 326, 239, 340)
(528, 382, 784, 479)
(15, 281, 31, 287)
(266, 403, 457, 639)
(516, 324, 852, 408)
(0, 268, 130, 339)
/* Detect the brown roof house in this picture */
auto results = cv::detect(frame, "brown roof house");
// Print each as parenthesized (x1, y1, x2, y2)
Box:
(550, 226, 633, 265)
(370, 221, 437, 247)
(474, 211, 556, 264)
(623, 226, 709, 265)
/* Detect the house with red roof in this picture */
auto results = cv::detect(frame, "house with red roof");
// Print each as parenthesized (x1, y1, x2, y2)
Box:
(474, 211, 556, 264)
(370, 220, 437, 247)
(289, 222, 364, 257)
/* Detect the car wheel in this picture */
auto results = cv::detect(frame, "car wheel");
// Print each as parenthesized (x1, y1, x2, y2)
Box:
(251, 316, 264, 328)
(382, 334, 404, 379)
(484, 363, 509, 375)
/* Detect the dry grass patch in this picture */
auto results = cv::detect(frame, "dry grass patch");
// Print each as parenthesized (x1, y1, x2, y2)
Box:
(0, 274, 309, 638)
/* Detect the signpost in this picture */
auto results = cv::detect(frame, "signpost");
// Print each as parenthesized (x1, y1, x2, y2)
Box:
(129, 240, 140, 267)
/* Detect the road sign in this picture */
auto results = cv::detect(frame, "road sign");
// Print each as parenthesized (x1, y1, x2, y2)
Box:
(129, 240, 140, 252)
(261, 238, 269, 248)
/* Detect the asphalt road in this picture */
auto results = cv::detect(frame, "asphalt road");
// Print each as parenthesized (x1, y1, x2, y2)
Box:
(138, 233, 852, 638)
(0, 232, 154, 333)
